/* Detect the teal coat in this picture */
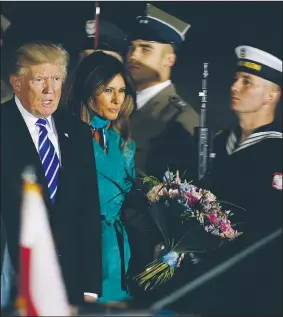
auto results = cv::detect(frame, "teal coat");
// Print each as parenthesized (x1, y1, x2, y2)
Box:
(93, 128, 135, 303)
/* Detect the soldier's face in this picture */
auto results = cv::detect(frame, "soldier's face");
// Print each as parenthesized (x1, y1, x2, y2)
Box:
(127, 40, 173, 87)
(231, 72, 269, 113)
(10, 63, 63, 118)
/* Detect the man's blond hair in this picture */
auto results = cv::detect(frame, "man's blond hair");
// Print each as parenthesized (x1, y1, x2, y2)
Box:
(10, 42, 69, 81)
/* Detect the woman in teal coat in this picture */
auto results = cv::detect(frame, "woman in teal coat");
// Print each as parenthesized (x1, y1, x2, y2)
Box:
(67, 52, 136, 303)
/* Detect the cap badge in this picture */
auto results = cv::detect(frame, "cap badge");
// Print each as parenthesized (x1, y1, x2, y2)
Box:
(85, 20, 96, 37)
(240, 48, 246, 58)
(139, 19, 149, 24)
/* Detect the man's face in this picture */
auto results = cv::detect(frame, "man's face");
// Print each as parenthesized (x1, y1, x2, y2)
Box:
(11, 63, 64, 118)
(230, 72, 268, 113)
(126, 40, 172, 86)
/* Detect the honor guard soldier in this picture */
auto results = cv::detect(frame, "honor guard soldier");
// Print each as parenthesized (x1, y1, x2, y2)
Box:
(171, 47, 282, 317)
(126, 4, 199, 180)
(211, 45, 282, 237)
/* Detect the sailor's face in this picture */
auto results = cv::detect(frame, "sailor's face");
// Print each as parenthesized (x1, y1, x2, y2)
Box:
(231, 72, 268, 113)
(126, 40, 168, 85)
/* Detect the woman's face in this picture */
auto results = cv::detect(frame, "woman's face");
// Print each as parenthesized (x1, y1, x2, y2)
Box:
(92, 74, 126, 121)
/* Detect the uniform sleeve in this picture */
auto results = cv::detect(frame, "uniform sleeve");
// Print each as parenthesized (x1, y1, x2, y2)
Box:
(175, 106, 199, 136)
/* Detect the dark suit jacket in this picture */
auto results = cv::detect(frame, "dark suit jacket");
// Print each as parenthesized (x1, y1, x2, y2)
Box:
(130, 83, 199, 181)
(0, 98, 102, 306)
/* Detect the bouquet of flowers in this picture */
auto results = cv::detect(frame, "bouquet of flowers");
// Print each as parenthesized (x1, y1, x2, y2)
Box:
(133, 170, 243, 290)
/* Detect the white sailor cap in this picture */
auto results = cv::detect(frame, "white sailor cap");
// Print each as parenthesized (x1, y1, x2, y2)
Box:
(235, 45, 282, 85)
(128, 4, 191, 51)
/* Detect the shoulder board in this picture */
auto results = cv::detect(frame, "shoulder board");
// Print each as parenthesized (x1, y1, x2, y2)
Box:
(168, 96, 188, 111)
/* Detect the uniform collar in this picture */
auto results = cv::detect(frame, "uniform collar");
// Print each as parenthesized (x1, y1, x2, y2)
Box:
(227, 121, 282, 155)
(137, 80, 172, 110)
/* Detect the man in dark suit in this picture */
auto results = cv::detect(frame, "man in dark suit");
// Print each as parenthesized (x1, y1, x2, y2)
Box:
(124, 6, 199, 306)
(0, 42, 102, 308)
(126, 4, 199, 181)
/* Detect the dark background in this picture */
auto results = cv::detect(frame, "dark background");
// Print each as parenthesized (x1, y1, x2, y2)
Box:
(1, 1, 282, 130)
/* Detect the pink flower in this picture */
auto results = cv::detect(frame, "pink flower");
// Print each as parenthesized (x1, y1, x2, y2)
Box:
(220, 221, 228, 232)
(185, 192, 200, 208)
(207, 213, 217, 225)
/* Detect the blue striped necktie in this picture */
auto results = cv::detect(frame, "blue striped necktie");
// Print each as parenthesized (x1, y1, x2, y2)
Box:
(36, 118, 60, 204)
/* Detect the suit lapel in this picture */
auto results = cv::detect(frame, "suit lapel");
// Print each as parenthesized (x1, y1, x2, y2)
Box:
(8, 101, 53, 211)
(53, 113, 70, 171)
(52, 111, 73, 209)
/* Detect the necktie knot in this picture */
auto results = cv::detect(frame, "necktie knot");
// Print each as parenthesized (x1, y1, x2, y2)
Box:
(36, 118, 48, 131)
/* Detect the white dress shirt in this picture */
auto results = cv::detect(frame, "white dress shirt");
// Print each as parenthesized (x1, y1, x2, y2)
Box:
(15, 96, 61, 163)
(136, 80, 172, 110)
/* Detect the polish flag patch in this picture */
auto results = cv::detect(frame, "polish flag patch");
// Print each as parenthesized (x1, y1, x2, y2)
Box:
(272, 173, 282, 191)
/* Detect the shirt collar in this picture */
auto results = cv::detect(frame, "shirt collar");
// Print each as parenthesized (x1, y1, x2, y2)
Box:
(15, 95, 54, 131)
(136, 80, 172, 110)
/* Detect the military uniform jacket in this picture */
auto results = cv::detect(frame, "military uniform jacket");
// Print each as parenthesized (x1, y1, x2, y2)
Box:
(130, 83, 199, 181)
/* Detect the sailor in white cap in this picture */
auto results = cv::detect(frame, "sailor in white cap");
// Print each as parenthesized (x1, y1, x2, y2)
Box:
(210, 45, 282, 246)
(174, 45, 283, 317)
(126, 4, 199, 179)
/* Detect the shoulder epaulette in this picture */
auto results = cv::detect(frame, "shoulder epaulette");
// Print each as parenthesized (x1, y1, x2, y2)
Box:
(168, 96, 188, 111)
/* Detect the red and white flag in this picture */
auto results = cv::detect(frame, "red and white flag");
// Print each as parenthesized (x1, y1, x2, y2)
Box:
(17, 168, 70, 316)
